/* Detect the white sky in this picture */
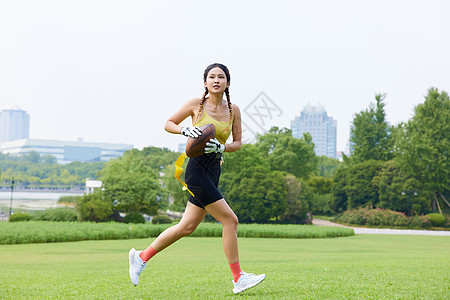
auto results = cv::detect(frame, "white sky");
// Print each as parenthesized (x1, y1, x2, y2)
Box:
(1, 0, 449, 152)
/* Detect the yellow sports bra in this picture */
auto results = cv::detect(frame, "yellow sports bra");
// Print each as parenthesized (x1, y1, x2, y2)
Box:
(194, 108, 233, 144)
(175, 106, 234, 198)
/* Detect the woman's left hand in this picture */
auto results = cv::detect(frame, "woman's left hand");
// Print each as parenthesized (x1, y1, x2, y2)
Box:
(205, 138, 225, 154)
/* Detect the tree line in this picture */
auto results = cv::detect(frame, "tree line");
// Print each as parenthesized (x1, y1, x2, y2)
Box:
(2, 88, 448, 223)
(333, 88, 449, 216)
(76, 129, 325, 223)
(85, 87, 448, 223)
(0, 157, 105, 190)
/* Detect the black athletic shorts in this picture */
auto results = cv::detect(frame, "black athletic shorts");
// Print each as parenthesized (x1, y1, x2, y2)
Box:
(185, 152, 223, 209)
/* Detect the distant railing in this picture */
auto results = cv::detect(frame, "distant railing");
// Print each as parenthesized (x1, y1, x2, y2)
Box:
(0, 186, 85, 193)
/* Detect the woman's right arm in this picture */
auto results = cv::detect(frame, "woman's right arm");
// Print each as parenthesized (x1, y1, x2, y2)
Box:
(164, 98, 200, 134)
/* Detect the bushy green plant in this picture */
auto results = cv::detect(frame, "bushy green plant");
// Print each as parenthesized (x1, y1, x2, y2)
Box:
(9, 213, 32, 222)
(152, 215, 172, 224)
(338, 208, 432, 229)
(123, 212, 145, 224)
(425, 213, 446, 226)
(365, 209, 408, 227)
(445, 215, 450, 228)
(33, 208, 78, 222)
(76, 190, 114, 222)
(338, 208, 368, 225)
(408, 215, 432, 229)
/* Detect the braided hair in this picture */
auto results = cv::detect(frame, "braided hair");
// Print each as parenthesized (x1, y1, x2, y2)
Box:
(195, 63, 233, 124)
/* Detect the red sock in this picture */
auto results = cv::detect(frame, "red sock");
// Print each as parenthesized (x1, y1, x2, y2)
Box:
(229, 262, 242, 283)
(139, 246, 158, 262)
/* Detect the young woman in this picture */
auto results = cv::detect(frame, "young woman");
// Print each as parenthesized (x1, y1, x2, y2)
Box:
(128, 63, 265, 294)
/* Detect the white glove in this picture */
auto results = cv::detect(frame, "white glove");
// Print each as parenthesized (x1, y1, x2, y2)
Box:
(205, 138, 225, 154)
(180, 126, 202, 138)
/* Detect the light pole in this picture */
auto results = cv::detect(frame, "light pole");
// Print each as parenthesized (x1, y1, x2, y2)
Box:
(401, 190, 418, 216)
(9, 177, 14, 217)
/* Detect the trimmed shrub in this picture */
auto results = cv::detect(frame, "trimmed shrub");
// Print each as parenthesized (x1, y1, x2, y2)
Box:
(338, 208, 369, 225)
(0, 221, 355, 244)
(76, 190, 114, 222)
(152, 215, 172, 224)
(34, 208, 78, 222)
(425, 213, 445, 227)
(123, 212, 145, 224)
(408, 215, 432, 229)
(445, 216, 450, 228)
(338, 208, 432, 229)
(9, 213, 32, 222)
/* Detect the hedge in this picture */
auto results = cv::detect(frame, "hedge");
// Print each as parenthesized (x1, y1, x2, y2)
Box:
(338, 208, 432, 229)
(0, 221, 354, 245)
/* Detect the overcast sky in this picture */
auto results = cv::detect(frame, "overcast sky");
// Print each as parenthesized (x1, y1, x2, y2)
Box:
(1, 0, 449, 153)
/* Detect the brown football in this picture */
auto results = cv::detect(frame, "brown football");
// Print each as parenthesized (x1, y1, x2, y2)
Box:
(186, 124, 216, 157)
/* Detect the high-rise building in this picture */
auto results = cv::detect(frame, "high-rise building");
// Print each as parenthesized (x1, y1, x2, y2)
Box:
(291, 104, 337, 158)
(0, 107, 30, 143)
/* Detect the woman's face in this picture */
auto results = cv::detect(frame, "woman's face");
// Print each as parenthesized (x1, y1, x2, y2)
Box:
(204, 67, 229, 94)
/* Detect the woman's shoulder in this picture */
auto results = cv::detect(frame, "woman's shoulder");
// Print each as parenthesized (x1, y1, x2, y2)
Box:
(182, 97, 202, 111)
(232, 103, 241, 114)
(187, 97, 202, 106)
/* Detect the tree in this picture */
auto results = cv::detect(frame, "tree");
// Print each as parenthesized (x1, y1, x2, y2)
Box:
(316, 156, 340, 178)
(162, 163, 189, 212)
(76, 190, 114, 222)
(222, 143, 269, 175)
(350, 93, 393, 162)
(100, 149, 162, 215)
(333, 94, 394, 212)
(140, 146, 181, 171)
(306, 176, 334, 215)
(331, 164, 349, 213)
(0, 159, 105, 189)
(344, 160, 383, 209)
(221, 166, 287, 223)
(24, 151, 41, 163)
(257, 127, 317, 179)
(372, 160, 429, 215)
(307, 176, 333, 195)
(41, 155, 57, 164)
(280, 174, 311, 223)
(394, 88, 450, 212)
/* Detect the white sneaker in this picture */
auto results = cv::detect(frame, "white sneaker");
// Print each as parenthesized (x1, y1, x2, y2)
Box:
(232, 271, 266, 294)
(129, 248, 146, 286)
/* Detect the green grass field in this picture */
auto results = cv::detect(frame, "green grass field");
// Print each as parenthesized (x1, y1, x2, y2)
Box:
(0, 235, 449, 299)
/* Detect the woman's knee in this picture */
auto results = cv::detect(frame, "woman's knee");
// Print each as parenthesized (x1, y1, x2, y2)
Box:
(178, 223, 198, 237)
(223, 213, 239, 228)
(232, 213, 239, 226)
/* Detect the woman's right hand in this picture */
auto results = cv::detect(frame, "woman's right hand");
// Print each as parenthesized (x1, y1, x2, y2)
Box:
(180, 126, 202, 138)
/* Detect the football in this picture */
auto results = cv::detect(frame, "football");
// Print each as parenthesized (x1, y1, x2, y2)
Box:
(186, 124, 216, 157)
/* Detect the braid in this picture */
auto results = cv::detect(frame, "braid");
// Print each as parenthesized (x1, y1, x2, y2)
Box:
(225, 87, 233, 122)
(194, 87, 209, 125)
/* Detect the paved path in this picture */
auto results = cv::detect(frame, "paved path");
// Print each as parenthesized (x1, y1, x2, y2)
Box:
(313, 218, 450, 236)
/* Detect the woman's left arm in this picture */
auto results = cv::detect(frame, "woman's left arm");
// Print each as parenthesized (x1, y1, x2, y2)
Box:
(224, 104, 242, 153)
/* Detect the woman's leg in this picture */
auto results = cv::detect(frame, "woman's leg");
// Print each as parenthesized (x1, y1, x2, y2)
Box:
(148, 202, 207, 252)
(205, 199, 239, 264)
(129, 202, 206, 286)
(205, 199, 266, 294)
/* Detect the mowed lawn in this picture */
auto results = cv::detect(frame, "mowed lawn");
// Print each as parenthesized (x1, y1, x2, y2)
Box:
(0, 234, 449, 299)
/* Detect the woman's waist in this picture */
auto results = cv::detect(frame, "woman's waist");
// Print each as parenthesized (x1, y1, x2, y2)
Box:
(187, 153, 221, 172)
(191, 152, 222, 161)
